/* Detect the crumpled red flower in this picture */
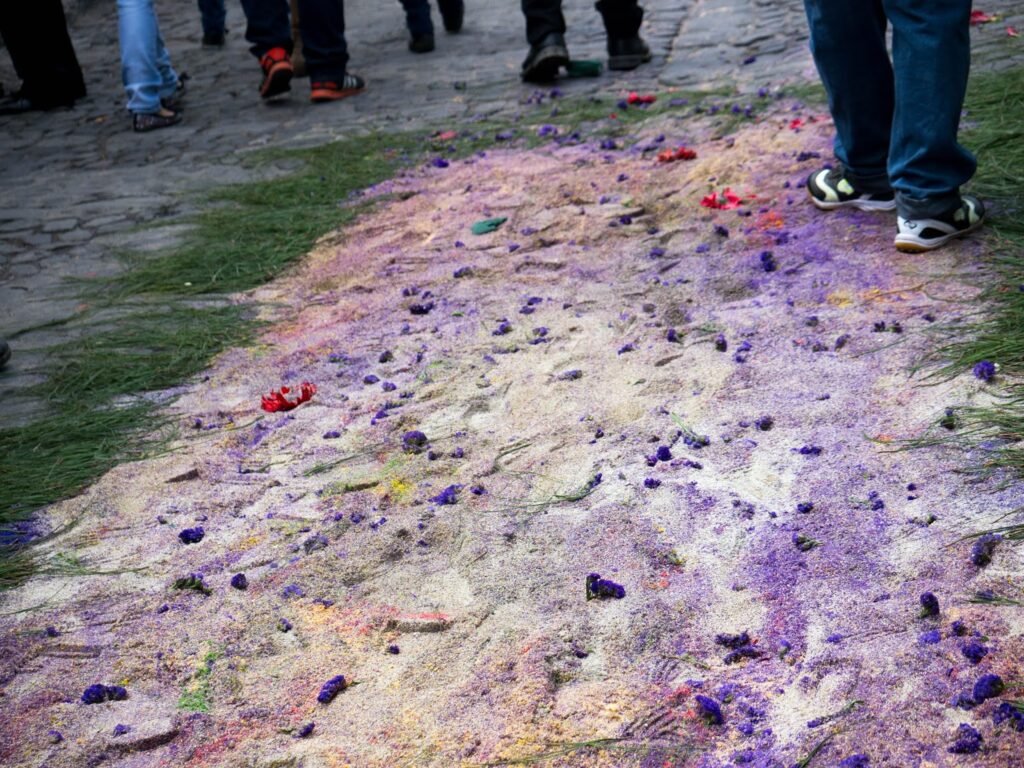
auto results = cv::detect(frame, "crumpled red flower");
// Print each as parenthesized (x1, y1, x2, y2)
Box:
(261, 382, 317, 412)
(627, 92, 657, 105)
(1008, 25, 1019, 37)
(657, 146, 698, 163)
(701, 188, 743, 210)
(970, 10, 996, 25)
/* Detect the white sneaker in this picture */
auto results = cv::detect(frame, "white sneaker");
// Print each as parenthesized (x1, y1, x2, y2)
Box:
(895, 195, 985, 253)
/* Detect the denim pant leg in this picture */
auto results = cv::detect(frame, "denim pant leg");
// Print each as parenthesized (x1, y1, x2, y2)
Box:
(803, 0, 893, 194)
(197, 0, 227, 37)
(154, 28, 179, 100)
(522, 0, 565, 46)
(117, 0, 178, 113)
(399, 0, 433, 37)
(594, 0, 644, 40)
(297, 0, 348, 81)
(883, 0, 976, 218)
(238, 0, 291, 58)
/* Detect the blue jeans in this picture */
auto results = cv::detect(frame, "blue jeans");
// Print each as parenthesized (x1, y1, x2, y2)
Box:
(804, 0, 976, 218)
(198, 0, 226, 37)
(239, 0, 348, 80)
(117, 0, 179, 113)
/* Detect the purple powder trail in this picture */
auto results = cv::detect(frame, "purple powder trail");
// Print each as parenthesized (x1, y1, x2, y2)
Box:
(0, 113, 1021, 768)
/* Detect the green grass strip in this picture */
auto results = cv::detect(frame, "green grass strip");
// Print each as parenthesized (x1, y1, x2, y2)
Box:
(917, 65, 1024, 487)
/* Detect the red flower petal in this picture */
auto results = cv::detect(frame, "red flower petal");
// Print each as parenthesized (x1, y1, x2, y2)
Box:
(657, 146, 698, 164)
(1008, 25, 1019, 37)
(260, 382, 317, 412)
(970, 10, 996, 25)
(626, 92, 657, 105)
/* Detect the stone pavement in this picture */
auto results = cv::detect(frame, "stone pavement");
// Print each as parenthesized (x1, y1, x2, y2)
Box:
(0, 0, 1021, 423)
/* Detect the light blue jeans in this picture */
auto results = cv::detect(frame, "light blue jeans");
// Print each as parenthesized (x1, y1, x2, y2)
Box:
(117, 0, 179, 113)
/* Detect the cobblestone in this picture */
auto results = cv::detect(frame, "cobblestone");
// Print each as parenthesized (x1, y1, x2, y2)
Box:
(1, 0, 1021, 418)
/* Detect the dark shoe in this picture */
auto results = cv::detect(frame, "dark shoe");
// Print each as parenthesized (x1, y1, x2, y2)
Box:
(522, 33, 569, 83)
(132, 109, 182, 133)
(202, 31, 226, 47)
(807, 167, 896, 212)
(439, 0, 464, 32)
(310, 73, 366, 103)
(0, 94, 37, 115)
(259, 47, 293, 99)
(0, 90, 76, 115)
(0, 339, 10, 369)
(607, 35, 652, 71)
(894, 195, 985, 253)
(409, 33, 435, 53)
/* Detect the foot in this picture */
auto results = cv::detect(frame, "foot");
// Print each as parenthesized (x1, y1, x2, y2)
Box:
(132, 107, 182, 133)
(607, 35, 651, 71)
(894, 195, 985, 253)
(310, 73, 366, 103)
(409, 33, 435, 53)
(202, 31, 225, 47)
(259, 47, 294, 99)
(522, 32, 569, 83)
(807, 167, 896, 212)
(439, 0, 464, 32)
(0, 338, 9, 369)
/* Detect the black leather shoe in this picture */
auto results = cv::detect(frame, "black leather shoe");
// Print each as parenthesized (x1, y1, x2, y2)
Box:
(409, 33, 435, 53)
(522, 32, 569, 83)
(608, 36, 652, 71)
(0, 339, 10, 369)
(439, 0, 464, 32)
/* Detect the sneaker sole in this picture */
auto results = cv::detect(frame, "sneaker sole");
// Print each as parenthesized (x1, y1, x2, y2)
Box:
(310, 86, 366, 103)
(811, 197, 897, 212)
(522, 47, 569, 82)
(608, 52, 652, 71)
(894, 218, 984, 253)
(261, 63, 293, 99)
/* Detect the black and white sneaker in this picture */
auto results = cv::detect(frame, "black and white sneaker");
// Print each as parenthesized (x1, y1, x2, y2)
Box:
(807, 167, 896, 212)
(894, 195, 985, 253)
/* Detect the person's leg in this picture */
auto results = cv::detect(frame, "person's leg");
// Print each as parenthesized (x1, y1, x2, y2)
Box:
(117, 0, 164, 113)
(594, 0, 642, 39)
(436, 0, 464, 33)
(154, 27, 181, 102)
(238, 0, 292, 59)
(197, 0, 227, 43)
(238, 0, 294, 97)
(883, 0, 975, 219)
(400, 0, 433, 38)
(0, 0, 86, 106)
(297, 0, 348, 80)
(803, 0, 894, 194)
(299, 0, 364, 100)
(595, 0, 649, 70)
(197, 0, 226, 37)
(522, 0, 565, 46)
